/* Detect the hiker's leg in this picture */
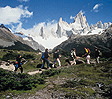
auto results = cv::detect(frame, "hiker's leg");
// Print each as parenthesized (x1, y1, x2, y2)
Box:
(19, 66, 23, 73)
(53, 58, 57, 65)
(14, 67, 18, 72)
(65, 59, 71, 65)
(41, 59, 45, 69)
(86, 55, 90, 64)
(46, 59, 50, 68)
(57, 58, 61, 66)
(96, 56, 100, 63)
(71, 59, 76, 65)
(87, 59, 90, 64)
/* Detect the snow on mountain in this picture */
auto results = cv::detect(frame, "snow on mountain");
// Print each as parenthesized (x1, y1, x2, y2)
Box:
(14, 32, 45, 51)
(32, 35, 68, 49)
(56, 17, 72, 37)
(55, 11, 111, 37)
(15, 11, 111, 49)
(70, 11, 90, 31)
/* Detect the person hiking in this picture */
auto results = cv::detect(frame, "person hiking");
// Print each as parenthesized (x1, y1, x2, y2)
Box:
(70, 48, 77, 65)
(41, 48, 50, 69)
(95, 47, 102, 63)
(83, 48, 91, 64)
(53, 49, 61, 67)
(14, 54, 23, 73)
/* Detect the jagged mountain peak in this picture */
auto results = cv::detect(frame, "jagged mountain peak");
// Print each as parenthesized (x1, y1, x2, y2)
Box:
(59, 17, 63, 22)
(72, 11, 89, 29)
(74, 11, 84, 20)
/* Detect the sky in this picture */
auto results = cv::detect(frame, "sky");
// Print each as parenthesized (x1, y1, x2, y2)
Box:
(0, 0, 112, 32)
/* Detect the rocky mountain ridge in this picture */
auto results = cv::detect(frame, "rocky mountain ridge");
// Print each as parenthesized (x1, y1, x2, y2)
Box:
(54, 25, 112, 57)
(56, 11, 111, 37)
(0, 25, 45, 51)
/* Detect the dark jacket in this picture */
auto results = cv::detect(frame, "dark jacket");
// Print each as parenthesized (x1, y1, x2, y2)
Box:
(44, 52, 49, 59)
(95, 50, 100, 57)
(53, 52, 59, 59)
(16, 56, 22, 64)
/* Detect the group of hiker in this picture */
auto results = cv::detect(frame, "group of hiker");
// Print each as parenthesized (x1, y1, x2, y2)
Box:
(41, 48, 61, 69)
(40, 47, 102, 69)
(14, 47, 102, 73)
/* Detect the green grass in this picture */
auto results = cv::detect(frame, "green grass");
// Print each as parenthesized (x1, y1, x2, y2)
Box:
(0, 49, 112, 98)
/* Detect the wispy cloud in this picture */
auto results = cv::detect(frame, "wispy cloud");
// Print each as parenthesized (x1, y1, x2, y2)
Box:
(0, 5, 33, 25)
(92, 4, 103, 12)
(17, 0, 30, 2)
(70, 16, 75, 20)
(11, 19, 57, 37)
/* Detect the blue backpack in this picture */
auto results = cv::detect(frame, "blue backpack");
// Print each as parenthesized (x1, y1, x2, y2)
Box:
(14, 62, 22, 68)
(41, 52, 45, 59)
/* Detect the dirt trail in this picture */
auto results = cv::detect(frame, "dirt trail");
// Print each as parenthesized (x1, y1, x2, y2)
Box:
(27, 70, 42, 75)
(0, 62, 43, 75)
(0, 63, 15, 71)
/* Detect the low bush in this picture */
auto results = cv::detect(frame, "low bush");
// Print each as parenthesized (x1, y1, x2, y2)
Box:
(2, 52, 18, 61)
(41, 69, 61, 78)
(0, 68, 45, 91)
(23, 54, 35, 60)
(61, 80, 78, 88)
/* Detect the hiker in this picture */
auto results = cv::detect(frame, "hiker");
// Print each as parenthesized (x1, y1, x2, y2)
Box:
(53, 49, 61, 67)
(41, 48, 50, 69)
(65, 48, 85, 65)
(70, 48, 77, 65)
(95, 47, 102, 63)
(65, 48, 77, 65)
(14, 54, 23, 73)
(83, 48, 91, 64)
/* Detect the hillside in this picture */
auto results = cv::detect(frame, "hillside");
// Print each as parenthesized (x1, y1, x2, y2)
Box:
(0, 49, 112, 99)
(0, 60, 112, 99)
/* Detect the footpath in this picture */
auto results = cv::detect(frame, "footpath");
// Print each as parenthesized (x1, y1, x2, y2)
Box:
(0, 61, 44, 75)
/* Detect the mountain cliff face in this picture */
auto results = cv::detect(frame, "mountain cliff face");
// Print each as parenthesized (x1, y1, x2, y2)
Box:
(23, 11, 111, 49)
(14, 32, 45, 51)
(0, 28, 16, 47)
(53, 25, 112, 57)
(0, 26, 45, 51)
(56, 11, 111, 36)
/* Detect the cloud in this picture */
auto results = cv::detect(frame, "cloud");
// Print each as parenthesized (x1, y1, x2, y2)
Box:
(17, 0, 30, 2)
(12, 20, 57, 37)
(92, 4, 103, 12)
(0, 5, 33, 25)
(70, 16, 75, 20)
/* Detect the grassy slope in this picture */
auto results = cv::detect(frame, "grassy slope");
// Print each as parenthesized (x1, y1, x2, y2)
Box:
(0, 49, 112, 98)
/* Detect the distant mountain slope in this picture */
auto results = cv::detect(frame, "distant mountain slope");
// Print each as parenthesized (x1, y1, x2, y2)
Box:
(14, 32, 45, 51)
(0, 25, 45, 51)
(54, 25, 112, 57)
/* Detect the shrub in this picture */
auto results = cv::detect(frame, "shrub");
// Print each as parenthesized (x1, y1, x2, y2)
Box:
(0, 68, 45, 91)
(61, 80, 79, 88)
(2, 52, 18, 61)
(41, 69, 61, 78)
(23, 54, 35, 59)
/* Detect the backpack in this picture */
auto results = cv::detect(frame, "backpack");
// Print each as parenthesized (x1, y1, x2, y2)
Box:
(85, 48, 90, 54)
(41, 52, 45, 59)
(14, 62, 22, 68)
